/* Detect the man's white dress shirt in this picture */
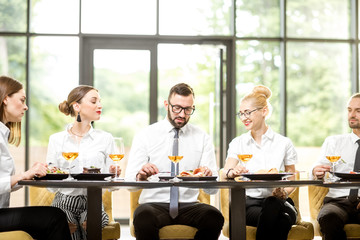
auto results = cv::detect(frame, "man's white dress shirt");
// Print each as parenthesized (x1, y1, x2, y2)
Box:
(125, 118, 218, 204)
(311, 132, 359, 198)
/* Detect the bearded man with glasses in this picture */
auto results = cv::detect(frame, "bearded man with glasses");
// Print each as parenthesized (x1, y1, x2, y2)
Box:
(125, 83, 224, 240)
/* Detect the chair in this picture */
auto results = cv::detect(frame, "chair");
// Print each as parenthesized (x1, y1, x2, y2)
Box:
(308, 185, 360, 239)
(220, 171, 314, 240)
(129, 189, 210, 240)
(0, 231, 34, 240)
(28, 186, 120, 240)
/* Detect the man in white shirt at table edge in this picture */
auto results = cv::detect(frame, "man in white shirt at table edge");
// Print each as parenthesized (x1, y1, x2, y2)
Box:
(311, 93, 360, 240)
(125, 83, 224, 240)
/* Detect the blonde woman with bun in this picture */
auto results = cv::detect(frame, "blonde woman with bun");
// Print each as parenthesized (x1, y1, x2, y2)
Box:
(46, 85, 120, 240)
(222, 85, 298, 240)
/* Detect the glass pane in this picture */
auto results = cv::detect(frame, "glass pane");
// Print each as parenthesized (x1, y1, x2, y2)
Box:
(158, 44, 222, 165)
(94, 49, 150, 219)
(0, 0, 27, 32)
(30, 0, 79, 33)
(236, 41, 281, 134)
(29, 36, 79, 171)
(287, 42, 351, 147)
(236, 0, 280, 37)
(82, 0, 156, 34)
(287, 0, 350, 39)
(159, 0, 232, 35)
(0, 36, 27, 207)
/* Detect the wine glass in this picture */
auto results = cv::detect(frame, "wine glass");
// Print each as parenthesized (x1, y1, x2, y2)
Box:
(168, 138, 183, 182)
(237, 154, 253, 170)
(326, 155, 341, 182)
(109, 137, 125, 180)
(62, 135, 80, 181)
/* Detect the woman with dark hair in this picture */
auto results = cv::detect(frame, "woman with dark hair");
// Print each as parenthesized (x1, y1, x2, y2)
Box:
(47, 85, 120, 240)
(0, 75, 71, 240)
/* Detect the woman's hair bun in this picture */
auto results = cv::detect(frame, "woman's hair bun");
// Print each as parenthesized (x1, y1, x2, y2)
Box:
(252, 85, 272, 99)
(58, 100, 71, 116)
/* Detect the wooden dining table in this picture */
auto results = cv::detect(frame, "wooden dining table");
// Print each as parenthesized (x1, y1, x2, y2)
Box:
(19, 178, 360, 240)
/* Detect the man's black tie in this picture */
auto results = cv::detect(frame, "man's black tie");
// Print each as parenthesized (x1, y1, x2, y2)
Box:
(169, 128, 179, 218)
(349, 139, 360, 203)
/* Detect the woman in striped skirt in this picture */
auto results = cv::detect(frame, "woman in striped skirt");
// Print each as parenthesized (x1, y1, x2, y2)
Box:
(46, 85, 121, 240)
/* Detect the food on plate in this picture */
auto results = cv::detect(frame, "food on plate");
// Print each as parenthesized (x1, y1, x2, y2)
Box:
(46, 166, 66, 174)
(255, 168, 279, 174)
(350, 171, 360, 174)
(179, 167, 207, 177)
(83, 166, 101, 173)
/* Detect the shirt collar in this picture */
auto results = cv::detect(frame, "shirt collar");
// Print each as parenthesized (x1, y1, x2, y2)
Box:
(0, 122, 10, 139)
(351, 131, 360, 144)
(163, 117, 188, 136)
(244, 126, 275, 143)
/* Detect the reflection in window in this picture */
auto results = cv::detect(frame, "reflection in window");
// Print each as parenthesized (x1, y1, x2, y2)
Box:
(287, 0, 350, 39)
(30, 0, 79, 33)
(93, 49, 150, 146)
(29, 36, 79, 168)
(236, 0, 280, 37)
(287, 42, 351, 146)
(82, 0, 156, 34)
(0, 0, 27, 32)
(159, 0, 232, 36)
(236, 41, 281, 134)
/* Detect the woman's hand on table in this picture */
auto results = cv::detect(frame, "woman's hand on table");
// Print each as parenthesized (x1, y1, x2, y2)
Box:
(226, 165, 248, 178)
(136, 163, 159, 181)
(24, 162, 48, 179)
(109, 165, 121, 176)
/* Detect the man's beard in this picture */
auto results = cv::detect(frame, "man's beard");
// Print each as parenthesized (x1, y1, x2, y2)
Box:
(349, 118, 360, 129)
(167, 108, 189, 128)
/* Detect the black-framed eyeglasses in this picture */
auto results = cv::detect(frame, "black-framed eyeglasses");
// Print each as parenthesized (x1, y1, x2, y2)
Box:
(236, 108, 261, 119)
(169, 102, 195, 115)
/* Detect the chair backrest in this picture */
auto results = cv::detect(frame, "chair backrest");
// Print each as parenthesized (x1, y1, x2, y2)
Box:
(307, 185, 329, 236)
(28, 186, 115, 222)
(129, 188, 210, 237)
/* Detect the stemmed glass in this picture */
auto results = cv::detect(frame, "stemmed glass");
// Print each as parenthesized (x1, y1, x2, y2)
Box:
(326, 155, 341, 182)
(236, 154, 252, 181)
(168, 138, 183, 182)
(109, 137, 125, 180)
(237, 154, 253, 170)
(62, 135, 80, 181)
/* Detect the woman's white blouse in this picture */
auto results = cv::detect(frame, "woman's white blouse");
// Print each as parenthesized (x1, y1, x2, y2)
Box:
(46, 124, 115, 196)
(226, 127, 297, 198)
(0, 122, 15, 208)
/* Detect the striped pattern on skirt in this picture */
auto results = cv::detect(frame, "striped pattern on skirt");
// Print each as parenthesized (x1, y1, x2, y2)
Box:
(52, 192, 109, 240)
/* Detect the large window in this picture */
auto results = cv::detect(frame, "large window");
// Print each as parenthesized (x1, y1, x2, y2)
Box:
(0, 0, 358, 223)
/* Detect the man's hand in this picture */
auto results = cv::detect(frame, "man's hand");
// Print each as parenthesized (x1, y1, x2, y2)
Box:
(136, 163, 159, 181)
(109, 165, 121, 176)
(312, 165, 331, 179)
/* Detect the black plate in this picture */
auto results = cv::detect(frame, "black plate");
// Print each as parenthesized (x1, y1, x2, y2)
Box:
(34, 173, 68, 180)
(239, 173, 293, 180)
(159, 176, 217, 181)
(72, 173, 114, 181)
(333, 172, 360, 180)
